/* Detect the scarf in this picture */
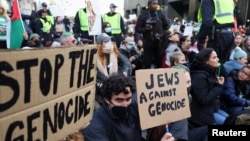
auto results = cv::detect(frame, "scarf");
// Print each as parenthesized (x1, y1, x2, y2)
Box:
(97, 52, 118, 77)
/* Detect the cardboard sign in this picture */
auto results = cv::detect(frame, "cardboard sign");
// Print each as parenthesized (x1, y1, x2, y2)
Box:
(136, 68, 191, 130)
(0, 46, 97, 140)
(0, 86, 95, 141)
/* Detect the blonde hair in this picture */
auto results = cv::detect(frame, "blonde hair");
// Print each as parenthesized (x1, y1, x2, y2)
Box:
(0, 0, 9, 16)
(170, 51, 185, 66)
(97, 41, 120, 66)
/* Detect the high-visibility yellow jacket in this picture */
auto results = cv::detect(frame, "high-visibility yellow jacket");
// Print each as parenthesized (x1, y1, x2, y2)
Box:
(103, 13, 121, 34)
(78, 9, 88, 31)
(198, 0, 234, 24)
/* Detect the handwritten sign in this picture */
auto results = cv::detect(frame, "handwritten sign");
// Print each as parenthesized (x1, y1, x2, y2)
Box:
(136, 68, 191, 130)
(0, 45, 97, 140)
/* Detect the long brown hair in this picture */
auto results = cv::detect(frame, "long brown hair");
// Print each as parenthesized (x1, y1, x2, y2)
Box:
(97, 41, 120, 66)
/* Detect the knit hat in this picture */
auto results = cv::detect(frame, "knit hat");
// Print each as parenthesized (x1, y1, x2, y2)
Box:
(29, 33, 40, 40)
(96, 33, 111, 44)
(233, 47, 247, 59)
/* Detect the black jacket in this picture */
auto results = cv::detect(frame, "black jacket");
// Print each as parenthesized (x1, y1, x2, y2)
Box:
(82, 100, 143, 141)
(135, 9, 170, 40)
(188, 59, 223, 128)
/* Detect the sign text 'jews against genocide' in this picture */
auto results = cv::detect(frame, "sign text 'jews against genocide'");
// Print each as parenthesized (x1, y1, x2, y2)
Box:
(136, 68, 191, 130)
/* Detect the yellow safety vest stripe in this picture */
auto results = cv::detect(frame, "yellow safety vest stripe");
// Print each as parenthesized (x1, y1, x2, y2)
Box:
(46, 15, 54, 25)
(103, 13, 121, 34)
(40, 18, 52, 32)
(78, 9, 88, 31)
(213, 0, 234, 24)
(197, 0, 234, 24)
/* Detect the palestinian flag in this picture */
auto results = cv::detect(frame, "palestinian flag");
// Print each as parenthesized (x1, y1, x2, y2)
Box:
(10, 0, 24, 49)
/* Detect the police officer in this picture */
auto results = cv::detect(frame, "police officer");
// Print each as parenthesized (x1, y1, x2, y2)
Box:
(197, 0, 235, 63)
(73, 4, 94, 44)
(36, 2, 54, 26)
(102, 3, 126, 48)
(135, 0, 170, 69)
(34, 10, 53, 47)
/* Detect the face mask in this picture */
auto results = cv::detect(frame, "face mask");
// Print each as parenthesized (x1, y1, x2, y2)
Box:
(127, 44, 133, 50)
(187, 86, 191, 94)
(111, 106, 128, 119)
(104, 27, 111, 33)
(103, 41, 114, 54)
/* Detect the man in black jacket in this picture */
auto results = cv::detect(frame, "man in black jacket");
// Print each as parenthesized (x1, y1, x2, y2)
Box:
(135, 0, 171, 69)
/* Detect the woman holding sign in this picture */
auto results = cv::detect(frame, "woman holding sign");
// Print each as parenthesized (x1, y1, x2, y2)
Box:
(188, 48, 228, 128)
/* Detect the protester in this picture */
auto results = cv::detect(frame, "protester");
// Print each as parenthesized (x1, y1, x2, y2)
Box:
(223, 47, 248, 74)
(228, 32, 244, 60)
(82, 74, 174, 141)
(160, 31, 181, 68)
(81, 73, 143, 141)
(53, 16, 71, 40)
(60, 32, 76, 47)
(102, 21, 112, 36)
(102, 21, 116, 43)
(24, 33, 44, 48)
(221, 65, 250, 114)
(189, 48, 228, 128)
(135, 34, 144, 54)
(170, 51, 187, 67)
(135, 0, 171, 69)
(179, 35, 196, 64)
(95, 33, 131, 107)
(119, 36, 143, 76)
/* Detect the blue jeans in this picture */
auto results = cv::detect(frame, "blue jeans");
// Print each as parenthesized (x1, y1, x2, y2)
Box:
(214, 109, 229, 125)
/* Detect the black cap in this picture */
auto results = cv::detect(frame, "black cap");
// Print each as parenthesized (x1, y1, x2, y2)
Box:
(109, 3, 117, 8)
(148, 0, 158, 4)
(42, 2, 47, 7)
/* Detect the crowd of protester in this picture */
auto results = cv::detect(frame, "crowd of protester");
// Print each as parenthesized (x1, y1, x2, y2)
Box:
(2, 0, 250, 140)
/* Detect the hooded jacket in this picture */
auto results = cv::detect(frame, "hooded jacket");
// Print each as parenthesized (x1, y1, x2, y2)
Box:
(188, 59, 223, 128)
